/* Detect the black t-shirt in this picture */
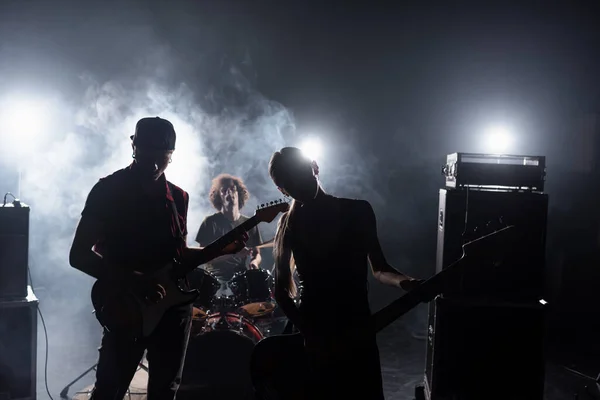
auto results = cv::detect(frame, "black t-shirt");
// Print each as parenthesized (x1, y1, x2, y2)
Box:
(81, 165, 189, 273)
(289, 196, 373, 323)
(195, 212, 262, 281)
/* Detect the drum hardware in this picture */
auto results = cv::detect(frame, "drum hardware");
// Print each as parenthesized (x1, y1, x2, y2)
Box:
(180, 266, 289, 395)
(229, 268, 276, 318)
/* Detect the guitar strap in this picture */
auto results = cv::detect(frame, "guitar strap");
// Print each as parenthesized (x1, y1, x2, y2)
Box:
(166, 183, 186, 268)
(167, 182, 184, 239)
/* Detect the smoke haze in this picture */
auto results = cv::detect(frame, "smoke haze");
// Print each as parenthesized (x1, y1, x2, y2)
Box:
(0, 17, 398, 393)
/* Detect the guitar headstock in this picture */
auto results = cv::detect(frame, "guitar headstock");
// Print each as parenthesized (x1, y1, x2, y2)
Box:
(254, 198, 290, 223)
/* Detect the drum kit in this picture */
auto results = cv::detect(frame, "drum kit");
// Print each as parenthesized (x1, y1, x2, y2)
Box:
(180, 263, 289, 399)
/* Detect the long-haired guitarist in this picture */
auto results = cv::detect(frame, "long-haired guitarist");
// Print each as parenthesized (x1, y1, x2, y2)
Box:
(69, 117, 248, 400)
(268, 147, 421, 399)
(195, 173, 263, 282)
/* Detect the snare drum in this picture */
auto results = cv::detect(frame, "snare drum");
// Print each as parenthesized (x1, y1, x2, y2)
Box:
(186, 268, 220, 320)
(181, 312, 264, 397)
(229, 269, 276, 317)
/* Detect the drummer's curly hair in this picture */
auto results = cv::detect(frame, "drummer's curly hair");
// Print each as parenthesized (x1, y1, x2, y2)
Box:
(209, 174, 250, 211)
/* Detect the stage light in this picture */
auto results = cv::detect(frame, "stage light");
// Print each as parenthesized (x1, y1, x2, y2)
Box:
(484, 125, 513, 153)
(0, 97, 52, 152)
(0, 96, 54, 198)
(299, 137, 322, 161)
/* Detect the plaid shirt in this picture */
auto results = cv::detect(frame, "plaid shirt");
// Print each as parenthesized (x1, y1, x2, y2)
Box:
(82, 163, 189, 272)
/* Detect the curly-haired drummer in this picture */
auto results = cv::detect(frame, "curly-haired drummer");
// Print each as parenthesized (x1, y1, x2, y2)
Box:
(196, 173, 263, 282)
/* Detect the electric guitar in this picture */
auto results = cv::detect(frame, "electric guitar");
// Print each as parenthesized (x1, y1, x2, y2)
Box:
(91, 199, 289, 339)
(250, 224, 515, 400)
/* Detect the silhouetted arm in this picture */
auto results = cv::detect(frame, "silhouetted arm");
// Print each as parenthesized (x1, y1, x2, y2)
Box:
(273, 216, 308, 334)
(248, 226, 262, 269)
(364, 201, 420, 290)
(69, 181, 131, 281)
(69, 215, 111, 280)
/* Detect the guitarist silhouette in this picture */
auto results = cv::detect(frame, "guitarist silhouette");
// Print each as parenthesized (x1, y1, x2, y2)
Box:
(264, 147, 423, 400)
(69, 117, 249, 400)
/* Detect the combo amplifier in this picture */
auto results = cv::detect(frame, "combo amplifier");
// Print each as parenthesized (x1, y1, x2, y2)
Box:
(0, 286, 38, 400)
(0, 201, 30, 299)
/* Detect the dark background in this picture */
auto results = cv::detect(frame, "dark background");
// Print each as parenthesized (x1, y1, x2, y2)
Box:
(1, 0, 599, 397)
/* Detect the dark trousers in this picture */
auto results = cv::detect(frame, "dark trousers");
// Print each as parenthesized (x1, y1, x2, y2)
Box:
(90, 307, 192, 400)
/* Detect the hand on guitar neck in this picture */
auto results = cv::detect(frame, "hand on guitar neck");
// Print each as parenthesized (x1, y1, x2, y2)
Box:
(399, 277, 425, 292)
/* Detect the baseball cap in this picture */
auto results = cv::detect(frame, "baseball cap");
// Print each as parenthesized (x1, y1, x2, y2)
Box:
(130, 117, 176, 150)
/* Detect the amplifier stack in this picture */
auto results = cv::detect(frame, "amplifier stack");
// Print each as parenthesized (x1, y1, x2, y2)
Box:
(0, 198, 37, 400)
(418, 153, 549, 400)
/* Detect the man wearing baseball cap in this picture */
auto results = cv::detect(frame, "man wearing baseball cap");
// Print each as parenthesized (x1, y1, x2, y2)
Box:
(69, 117, 249, 400)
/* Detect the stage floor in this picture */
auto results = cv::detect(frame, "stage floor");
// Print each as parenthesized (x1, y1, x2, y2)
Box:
(41, 319, 593, 400)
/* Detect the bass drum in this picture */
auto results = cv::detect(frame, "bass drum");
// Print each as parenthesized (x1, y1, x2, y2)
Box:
(186, 268, 220, 320)
(180, 312, 264, 400)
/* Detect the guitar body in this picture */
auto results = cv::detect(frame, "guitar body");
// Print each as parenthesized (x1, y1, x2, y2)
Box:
(250, 333, 306, 400)
(91, 264, 199, 338)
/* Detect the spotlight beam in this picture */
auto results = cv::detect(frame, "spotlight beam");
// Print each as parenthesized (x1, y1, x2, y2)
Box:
(299, 137, 322, 161)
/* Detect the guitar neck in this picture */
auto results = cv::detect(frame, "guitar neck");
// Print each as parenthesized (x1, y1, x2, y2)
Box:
(349, 226, 514, 338)
(201, 216, 259, 260)
(176, 216, 260, 277)
(209, 216, 259, 250)
(371, 252, 467, 333)
(371, 286, 428, 334)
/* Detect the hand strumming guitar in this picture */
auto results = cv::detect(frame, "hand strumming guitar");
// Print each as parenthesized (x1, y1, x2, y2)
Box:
(131, 272, 167, 304)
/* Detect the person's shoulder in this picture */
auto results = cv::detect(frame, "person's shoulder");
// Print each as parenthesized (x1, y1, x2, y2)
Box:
(336, 197, 375, 222)
(99, 167, 129, 183)
(166, 180, 188, 197)
(89, 167, 129, 194)
(337, 197, 372, 211)
(202, 212, 222, 223)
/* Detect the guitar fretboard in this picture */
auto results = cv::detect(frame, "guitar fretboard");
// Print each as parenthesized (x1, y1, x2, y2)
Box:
(206, 216, 260, 253)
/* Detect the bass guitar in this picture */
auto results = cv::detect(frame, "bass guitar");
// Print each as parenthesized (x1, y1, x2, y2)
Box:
(250, 224, 515, 400)
(91, 199, 289, 339)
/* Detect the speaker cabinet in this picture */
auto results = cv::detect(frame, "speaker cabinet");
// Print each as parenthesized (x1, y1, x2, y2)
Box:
(0, 287, 38, 400)
(0, 204, 30, 299)
(436, 188, 548, 301)
(424, 296, 546, 400)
